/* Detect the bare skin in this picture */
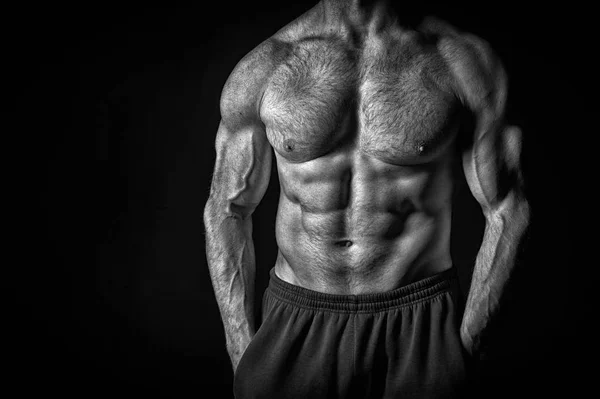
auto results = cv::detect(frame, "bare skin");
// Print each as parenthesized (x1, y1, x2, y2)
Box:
(204, 0, 530, 371)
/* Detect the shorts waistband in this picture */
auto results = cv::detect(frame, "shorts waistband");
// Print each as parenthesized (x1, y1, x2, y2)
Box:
(267, 267, 458, 313)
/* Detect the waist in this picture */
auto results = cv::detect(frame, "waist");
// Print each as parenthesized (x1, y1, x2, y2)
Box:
(267, 266, 459, 313)
(275, 207, 452, 289)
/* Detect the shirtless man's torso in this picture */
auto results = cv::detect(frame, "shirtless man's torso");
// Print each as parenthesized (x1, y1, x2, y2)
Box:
(205, 1, 529, 397)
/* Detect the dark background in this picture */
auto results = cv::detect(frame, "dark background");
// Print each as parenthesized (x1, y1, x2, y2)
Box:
(11, 1, 585, 397)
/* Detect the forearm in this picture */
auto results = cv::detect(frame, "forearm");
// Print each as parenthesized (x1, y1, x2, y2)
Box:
(204, 200, 256, 369)
(461, 192, 530, 356)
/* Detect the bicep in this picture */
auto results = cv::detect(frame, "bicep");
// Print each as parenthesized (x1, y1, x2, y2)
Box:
(457, 51, 526, 212)
(209, 120, 272, 219)
(438, 31, 525, 211)
(462, 117, 525, 212)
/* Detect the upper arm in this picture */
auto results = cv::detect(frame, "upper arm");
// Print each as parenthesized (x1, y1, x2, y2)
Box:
(436, 28, 527, 216)
(209, 121, 272, 220)
(207, 41, 278, 220)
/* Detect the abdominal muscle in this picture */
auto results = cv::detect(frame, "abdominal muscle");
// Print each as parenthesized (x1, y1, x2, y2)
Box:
(272, 153, 455, 295)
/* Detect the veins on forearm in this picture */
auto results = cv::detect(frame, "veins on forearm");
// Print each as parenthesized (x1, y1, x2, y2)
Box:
(461, 202, 528, 354)
(205, 211, 256, 341)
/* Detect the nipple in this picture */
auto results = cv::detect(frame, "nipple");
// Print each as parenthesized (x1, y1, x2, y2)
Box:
(417, 141, 426, 154)
(283, 139, 295, 152)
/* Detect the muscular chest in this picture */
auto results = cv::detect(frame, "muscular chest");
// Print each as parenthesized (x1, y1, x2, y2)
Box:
(260, 36, 459, 164)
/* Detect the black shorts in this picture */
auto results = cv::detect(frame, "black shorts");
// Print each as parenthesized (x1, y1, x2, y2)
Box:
(234, 268, 469, 399)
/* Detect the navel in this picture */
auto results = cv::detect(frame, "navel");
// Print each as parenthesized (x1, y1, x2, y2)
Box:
(335, 240, 353, 248)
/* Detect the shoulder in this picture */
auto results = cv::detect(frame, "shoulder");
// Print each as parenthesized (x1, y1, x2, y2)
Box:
(271, 3, 328, 42)
(220, 7, 324, 129)
(220, 38, 289, 129)
(419, 17, 507, 113)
